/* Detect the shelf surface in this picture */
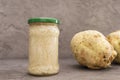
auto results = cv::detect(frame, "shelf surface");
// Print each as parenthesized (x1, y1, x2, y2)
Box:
(0, 58, 120, 80)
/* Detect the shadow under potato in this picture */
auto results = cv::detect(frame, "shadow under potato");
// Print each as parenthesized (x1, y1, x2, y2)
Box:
(70, 64, 112, 71)
(112, 62, 120, 65)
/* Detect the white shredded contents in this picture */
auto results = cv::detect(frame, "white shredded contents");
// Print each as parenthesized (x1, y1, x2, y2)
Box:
(28, 23, 59, 75)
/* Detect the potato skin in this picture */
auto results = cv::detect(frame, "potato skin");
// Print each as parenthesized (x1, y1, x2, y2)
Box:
(107, 31, 120, 63)
(71, 30, 117, 69)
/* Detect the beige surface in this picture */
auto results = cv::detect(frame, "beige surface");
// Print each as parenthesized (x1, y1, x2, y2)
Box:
(1, 58, 120, 80)
(71, 30, 117, 69)
(107, 31, 120, 63)
(0, 0, 120, 59)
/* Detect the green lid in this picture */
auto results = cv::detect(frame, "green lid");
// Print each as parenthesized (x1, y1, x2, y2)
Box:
(28, 17, 60, 24)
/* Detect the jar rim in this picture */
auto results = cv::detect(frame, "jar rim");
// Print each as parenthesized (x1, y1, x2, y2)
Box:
(28, 17, 60, 24)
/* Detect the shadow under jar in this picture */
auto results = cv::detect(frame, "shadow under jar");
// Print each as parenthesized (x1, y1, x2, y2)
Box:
(28, 17, 60, 76)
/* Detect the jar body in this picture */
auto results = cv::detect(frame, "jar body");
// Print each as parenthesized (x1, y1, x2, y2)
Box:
(28, 23, 60, 75)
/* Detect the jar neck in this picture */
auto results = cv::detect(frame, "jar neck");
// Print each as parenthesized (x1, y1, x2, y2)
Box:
(29, 22, 58, 26)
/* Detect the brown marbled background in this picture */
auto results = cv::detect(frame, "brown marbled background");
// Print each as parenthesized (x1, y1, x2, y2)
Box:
(0, 0, 120, 59)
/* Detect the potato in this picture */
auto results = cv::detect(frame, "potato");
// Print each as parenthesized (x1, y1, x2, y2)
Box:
(71, 30, 117, 69)
(107, 31, 120, 63)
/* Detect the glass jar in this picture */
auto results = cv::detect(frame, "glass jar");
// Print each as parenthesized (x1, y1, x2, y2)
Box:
(28, 17, 60, 75)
